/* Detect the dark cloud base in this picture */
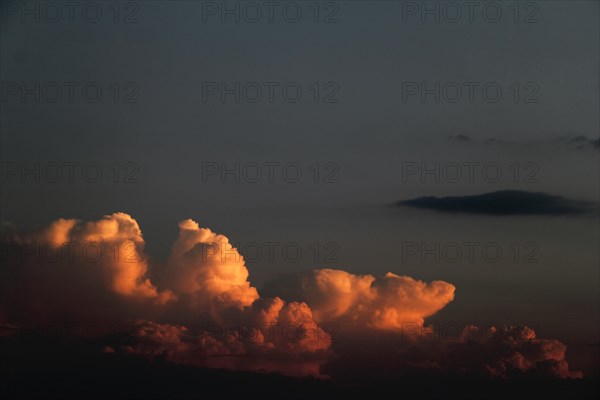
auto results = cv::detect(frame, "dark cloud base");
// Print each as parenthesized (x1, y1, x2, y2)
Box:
(1, 333, 597, 400)
(397, 190, 595, 216)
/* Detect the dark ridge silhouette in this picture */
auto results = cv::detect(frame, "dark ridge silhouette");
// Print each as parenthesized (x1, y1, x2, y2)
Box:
(396, 190, 594, 216)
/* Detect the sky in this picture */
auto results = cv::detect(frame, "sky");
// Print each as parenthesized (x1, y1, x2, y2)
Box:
(0, 0, 599, 387)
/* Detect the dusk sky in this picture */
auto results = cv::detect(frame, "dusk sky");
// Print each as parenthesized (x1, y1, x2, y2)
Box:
(1, 1, 599, 398)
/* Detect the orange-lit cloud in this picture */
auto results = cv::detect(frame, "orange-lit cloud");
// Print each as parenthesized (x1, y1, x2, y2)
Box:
(163, 219, 259, 317)
(0, 213, 581, 379)
(126, 296, 332, 376)
(264, 269, 455, 332)
(4, 212, 173, 301)
(0, 213, 174, 325)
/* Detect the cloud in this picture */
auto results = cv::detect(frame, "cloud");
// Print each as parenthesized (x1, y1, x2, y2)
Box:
(263, 269, 455, 332)
(447, 134, 599, 151)
(0, 213, 175, 325)
(125, 298, 332, 377)
(322, 325, 582, 379)
(0, 213, 581, 379)
(0, 213, 331, 377)
(455, 325, 583, 379)
(397, 190, 594, 216)
(448, 134, 474, 142)
(162, 219, 259, 318)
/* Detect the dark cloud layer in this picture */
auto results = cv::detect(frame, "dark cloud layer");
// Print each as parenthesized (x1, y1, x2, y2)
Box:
(448, 135, 599, 151)
(0, 333, 595, 400)
(397, 190, 594, 216)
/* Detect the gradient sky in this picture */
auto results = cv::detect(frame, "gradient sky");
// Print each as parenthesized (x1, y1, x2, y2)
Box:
(1, 0, 599, 376)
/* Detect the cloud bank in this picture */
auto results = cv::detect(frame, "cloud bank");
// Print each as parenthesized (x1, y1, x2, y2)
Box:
(0, 213, 581, 379)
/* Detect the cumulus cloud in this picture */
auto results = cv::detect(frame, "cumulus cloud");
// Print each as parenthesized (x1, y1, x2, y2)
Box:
(0, 213, 330, 376)
(454, 325, 582, 379)
(0, 213, 175, 325)
(126, 298, 332, 376)
(0, 213, 581, 379)
(163, 219, 259, 317)
(263, 269, 455, 332)
(321, 324, 582, 379)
